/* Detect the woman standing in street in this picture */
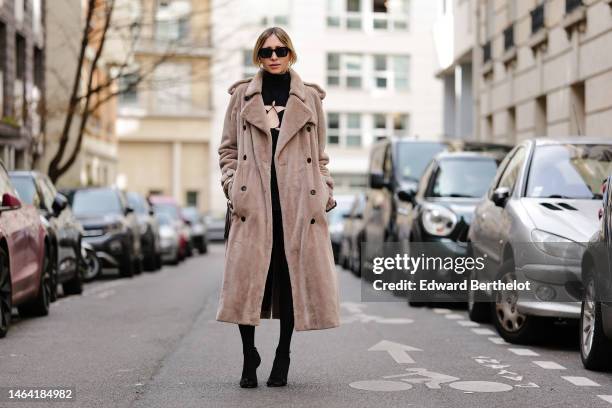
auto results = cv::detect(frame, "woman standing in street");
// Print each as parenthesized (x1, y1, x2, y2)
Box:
(217, 27, 340, 389)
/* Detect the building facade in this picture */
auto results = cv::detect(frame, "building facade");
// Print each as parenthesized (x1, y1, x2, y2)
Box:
(0, 0, 45, 171)
(474, 0, 612, 143)
(210, 0, 443, 214)
(115, 0, 213, 212)
(41, 0, 117, 188)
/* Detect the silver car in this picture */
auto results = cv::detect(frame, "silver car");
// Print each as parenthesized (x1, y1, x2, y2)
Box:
(468, 138, 612, 344)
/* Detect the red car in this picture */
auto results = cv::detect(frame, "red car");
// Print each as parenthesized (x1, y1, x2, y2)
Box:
(0, 162, 50, 338)
(148, 195, 190, 261)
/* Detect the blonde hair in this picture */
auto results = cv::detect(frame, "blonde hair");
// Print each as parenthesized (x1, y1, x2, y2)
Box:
(252, 27, 298, 68)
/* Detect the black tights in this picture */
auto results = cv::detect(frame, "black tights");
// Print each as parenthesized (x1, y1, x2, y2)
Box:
(239, 215, 294, 355)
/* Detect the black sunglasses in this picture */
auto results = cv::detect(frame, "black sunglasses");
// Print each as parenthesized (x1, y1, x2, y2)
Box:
(258, 46, 290, 59)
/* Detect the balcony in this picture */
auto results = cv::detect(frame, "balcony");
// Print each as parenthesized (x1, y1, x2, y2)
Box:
(562, 0, 586, 38)
(502, 25, 517, 67)
(529, 4, 548, 53)
(482, 41, 493, 76)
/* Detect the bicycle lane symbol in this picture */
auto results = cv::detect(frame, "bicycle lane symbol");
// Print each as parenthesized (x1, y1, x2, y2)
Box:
(349, 341, 514, 394)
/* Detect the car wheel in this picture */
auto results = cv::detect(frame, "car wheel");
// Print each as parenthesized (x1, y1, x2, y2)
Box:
(62, 268, 83, 296)
(467, 268, 490, 323)
(0, 246, 12, 338)
(119, 254, 134, 278)
(580, 275, 612, 371)
(134, 257, 143, 275)
(49, 248, 58, 302)
(198, 239, 207, 255)
(82, 249, 101, 282)
(18, 245, 52, 317)
(491, 260, 541, 344)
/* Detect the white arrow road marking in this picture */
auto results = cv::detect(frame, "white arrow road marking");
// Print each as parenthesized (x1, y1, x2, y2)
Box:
(598, 395, 612, 404)
(532, 361, 565, 370)
(508, 348, 539, 356)
(369, 340, 423, 364)
(562, 376, 600, 387)
(457, 320, 480, 327)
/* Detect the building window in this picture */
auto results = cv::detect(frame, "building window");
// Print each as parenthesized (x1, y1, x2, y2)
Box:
(33, 0, 43, 37)
(155, 0, 191, 43)
(327, 53, 363, 88)
(570, 82, 585, 136)
(242, 49, 258, 79)
(186, 190, 198, 207)
(0, 22, 5, 117)
(535, 95, 547, 136)
(154, 62, 191, 114)
(392, 113, 409, 137)
(373, 113, 409, 139)
(327, 0, 409, 30)
(373, 55, 410, 91)
(15, 34, 26, 126)
(327, 112, 340, 145)
(346, 113, 362, 146)
(119, 72, 140, 106)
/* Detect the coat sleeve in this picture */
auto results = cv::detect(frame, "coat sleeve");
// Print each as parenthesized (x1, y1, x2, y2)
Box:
(314, 93, 337, 213)
(218, 91, 240, 201)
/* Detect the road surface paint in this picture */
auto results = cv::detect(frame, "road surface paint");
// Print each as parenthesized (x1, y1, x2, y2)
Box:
(448, 381, 513, 393)
(562, 376, 600, 387)
(598, 395, 612, 404)
(471, 328, 497, 335)
(532, 361, 565, 370)
(457, 321, 480, 327)
(433, 308, 452, 314)
(349, 380, 413, 391)
(444, 314, 464, 320)
(369, 340, 422, 364)
(508, 348, 539, 357)
(488, 337, 507, 345)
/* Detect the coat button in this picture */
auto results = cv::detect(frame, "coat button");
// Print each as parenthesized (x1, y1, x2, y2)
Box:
(241, 185, 247, 191)
(241, 216, 246, 222)
(243, 125, 246, 130)
(310, 189, 316, 195)
(306, 157, 312, 163)
(306, 126, 311, 132)
(243, 154, 247, 160)
(310, 218, 315, 224)
(244, 95, 250, 101)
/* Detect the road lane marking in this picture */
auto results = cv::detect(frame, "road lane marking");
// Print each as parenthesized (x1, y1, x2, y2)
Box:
(433, 308, 452, 314)
(457, 321, 480, 327)
(508, 348, 539, 357)
(532, 361, 565, 370)
(368, 340, 422, 364)
(448, 381, 513, 393)
(471, 328, 497, 335)
(488, 337, 507, 345)
(444, 314, 464, 320)
(562, 376, 600, 387)
(96, 289, 116, 299)
(598, 395, 612, 404)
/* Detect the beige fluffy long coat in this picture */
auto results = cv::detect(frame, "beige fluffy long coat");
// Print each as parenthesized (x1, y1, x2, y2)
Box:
(216, 68, 341, 331)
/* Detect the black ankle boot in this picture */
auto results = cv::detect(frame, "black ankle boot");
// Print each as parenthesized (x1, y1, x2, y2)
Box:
(266, 350, 290, 387)
(240, 347, 261, 388)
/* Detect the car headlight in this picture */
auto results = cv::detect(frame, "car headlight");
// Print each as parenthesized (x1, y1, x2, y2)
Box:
(422, 205, 457, 237)
(530, 229, 584, 259)
(160, 226, 175, 239)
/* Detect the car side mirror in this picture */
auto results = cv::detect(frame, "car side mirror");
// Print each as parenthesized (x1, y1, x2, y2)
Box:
(52, 193, 68, 216)
(183, 218, 192, 226)
(397, 188, 416, 204)
(0, 193, 21, 212)
(124, 206, 134, 215)
(149, 208, 155, 216)
(492, 187, 511, 208)
(369, 171, 388, 189)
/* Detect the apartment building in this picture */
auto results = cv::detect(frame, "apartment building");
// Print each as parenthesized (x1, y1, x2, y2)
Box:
(434, 0, 476, 139)
(210, 0, 442, 214)
(0, 0, 45, 171)
(475, 0, 612, 143)
(41, 0, 117, 188)
(115, 0, 213, 212)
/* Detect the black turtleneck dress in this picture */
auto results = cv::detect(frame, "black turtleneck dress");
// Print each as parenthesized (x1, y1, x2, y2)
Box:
(260, 70, 294, 320)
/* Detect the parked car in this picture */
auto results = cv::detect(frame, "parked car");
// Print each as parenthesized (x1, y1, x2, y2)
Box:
(126, 191, 162, 271)
(182, 206, 208, 254)
(64, 187, 143, 278)
(328, 194, 356, 264)
(0, 162, 51, 338)
(580, 173, 612, 370)
(468, 138, 612, 344)
(204, 211, 227, 242)
(156, 212, 181, 265)
(149, 195, 190, 260)
(402, 152, 503, 304)
(339, 192, 367, 275)
(10, 171, 84, 300)
(361, 137, 510, 278)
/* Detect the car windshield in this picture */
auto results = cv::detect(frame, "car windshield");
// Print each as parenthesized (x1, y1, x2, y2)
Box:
(526, 144, 612, 199)
(9, 176, 36, 205)
(154, 203, 180, 219)
(156, 212, 173, 226)
(182, 207, 200, 223)
(127, 193, 147, 214)
(430, 158, 499, 198)
(396, 142, 447, 181)
(72, 189, 122, 216)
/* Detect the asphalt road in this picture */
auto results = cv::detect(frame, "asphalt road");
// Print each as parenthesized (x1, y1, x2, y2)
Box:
(1, 243, 611, 408)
